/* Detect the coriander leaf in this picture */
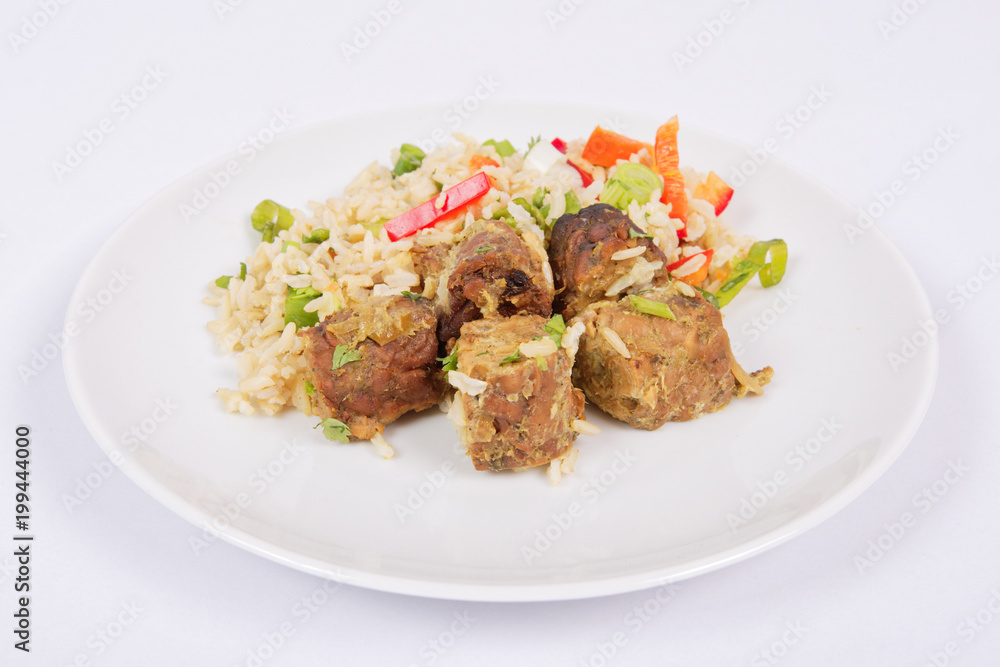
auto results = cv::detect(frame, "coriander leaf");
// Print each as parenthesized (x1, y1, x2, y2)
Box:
(629, 228, 653, 239)
(401, 291, 423, 301)
(331, 344, 362, 370)
(304, 380, 315, 395)
(314, 418, 351, 443)
(437, 348, 458, 371)
(543, 314, 566, 347)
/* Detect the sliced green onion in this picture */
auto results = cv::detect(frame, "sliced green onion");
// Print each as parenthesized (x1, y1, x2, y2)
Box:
(499, 350, 521, 366)
(252, 199, 294, 242)
(401, 291, 423, 301)
(331, 344, 362, 370)
(713, 259, 761, 308)
(564, 190, 582, 216)
(476, 351, 490, 357)
(302, 228, 330, 244)
(532, 187, 547, 209)
(629, 294, 676, 320)
(693, 286, 720, 309)
(475, 246, 493, 254)
(512, 197, 546, 226)
(600, 163, 662, 211)
(304, 380, 315, 395)
(437, 348, 458, 371)
(238, 262, 247, 281)
(392, 144, 425, 176)
(536, 356, 548, 371)
(747, 239, 788, 288)
(215, 275, 231, 289)
(315, 418, 351, 443)
(484, 139, 516, 158)
(284, 285, 321, 329)
(361, 219, 386, 236)
(543, 314, 566, 347)
(281, 240, 300, 253)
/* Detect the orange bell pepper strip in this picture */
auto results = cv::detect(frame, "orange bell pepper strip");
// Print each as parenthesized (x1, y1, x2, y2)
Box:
(654, 116, 689, 224)
(667, 248, 714, 286)
(468, 154, 499, 172)
(582, 127, 654, 168)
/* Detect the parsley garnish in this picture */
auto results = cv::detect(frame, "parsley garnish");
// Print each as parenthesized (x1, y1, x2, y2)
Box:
(331, 344, 362, 370)
(314, 418, 351, 443)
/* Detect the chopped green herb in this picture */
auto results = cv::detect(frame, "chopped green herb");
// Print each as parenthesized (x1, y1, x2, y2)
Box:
(629, 294, 676, 320)
(302, 228, 330, 244)
(526, 135, 542, 152)
(281, 240, 300, 253)
(215, 261, 248, 289)
(304, 380, 315, 395)
(490, 206, 509, 220)
(283, 285, 322, 329)
(392, 143, 425, 176)
(629, 228, 653, 239)
(331, 344, 362, 370)
(252, 199, 294, 242)
(475, 351, 490, 357)
(401, 291, 423, 301)
(314, 418, 351, 443)
(543, 314, 566, 347)
(499, 350, 521, 366)
(564, 190, 582, 216)
(600, 163, 662, 211)
(437, 348, 458, 371)
(484, 139, 516, 158)
(475, 246, 493, 254)
(536, 356, 548, 371)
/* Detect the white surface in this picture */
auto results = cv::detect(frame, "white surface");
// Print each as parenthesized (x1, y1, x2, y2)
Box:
(61, 104, 938, 602)
(3, 0, 998, 663)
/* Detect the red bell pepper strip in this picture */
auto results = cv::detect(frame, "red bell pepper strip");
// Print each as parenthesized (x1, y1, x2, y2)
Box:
(693, 171, 734, 216)
(654, 117, 689, 224)
(384, 172, 492, 242)
(550, 137, 594, 187)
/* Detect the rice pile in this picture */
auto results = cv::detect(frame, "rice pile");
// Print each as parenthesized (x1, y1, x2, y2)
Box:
(204, 132, 754, 426)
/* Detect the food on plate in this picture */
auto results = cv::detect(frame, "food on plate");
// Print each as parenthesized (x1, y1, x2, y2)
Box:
(548, 203, 669, 320)
(433, 218, 554, 347)
(204, 115, 788, 478)
(300, 294, 443, 444)
(446, 315, 587, 475)
(573, 283, 772, 429)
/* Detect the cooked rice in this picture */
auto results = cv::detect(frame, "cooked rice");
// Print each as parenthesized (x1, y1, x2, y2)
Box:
(600, 327, 632, 359)
(205, 131, 755, 447)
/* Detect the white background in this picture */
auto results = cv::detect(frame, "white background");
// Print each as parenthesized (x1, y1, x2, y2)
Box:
(4, 0, 999, 665)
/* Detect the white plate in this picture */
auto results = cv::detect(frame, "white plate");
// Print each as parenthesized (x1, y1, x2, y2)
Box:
(63, 102, 937, 601)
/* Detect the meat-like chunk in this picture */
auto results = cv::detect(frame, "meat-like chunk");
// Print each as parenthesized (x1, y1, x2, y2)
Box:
(437, 219, 553, 346)
(549, 203, 669, 320)
(573, 283, 772, 429)
(300, 295, 444, 439)
(448, 315, 585, 471)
